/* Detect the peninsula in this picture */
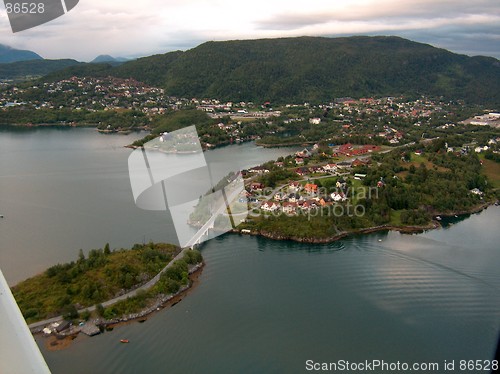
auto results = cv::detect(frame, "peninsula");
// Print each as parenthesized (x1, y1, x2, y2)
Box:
(190, 132, 499, 243)
(11, 243, 203, 346)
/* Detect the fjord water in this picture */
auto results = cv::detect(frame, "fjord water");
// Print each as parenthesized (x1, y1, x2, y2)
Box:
(40, 218, 500, 374)
(0, 127, 297, 284)
(1, 128, 499, 373)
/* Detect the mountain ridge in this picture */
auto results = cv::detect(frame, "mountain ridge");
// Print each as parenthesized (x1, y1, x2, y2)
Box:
(0, 59, 82, 81)
(14, 36, 500, 106)
(0, 44, 42, 63)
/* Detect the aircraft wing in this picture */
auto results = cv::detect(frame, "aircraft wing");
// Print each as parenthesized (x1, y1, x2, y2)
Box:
(0, 268, 51, 374)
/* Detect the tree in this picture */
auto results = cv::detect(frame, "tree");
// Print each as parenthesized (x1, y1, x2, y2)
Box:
(104, 243, 111, 255)
(95, 303, 105, 317)
(80, 309, 91, 321)
(62, 304, 78, 321)
(78, 249, 85, 262)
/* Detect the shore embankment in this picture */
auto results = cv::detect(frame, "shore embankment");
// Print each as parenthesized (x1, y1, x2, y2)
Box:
(235, 201, 495, 244)
(38, 263, 203, 351)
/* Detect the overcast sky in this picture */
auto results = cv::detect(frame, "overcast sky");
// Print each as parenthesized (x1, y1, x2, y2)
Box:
(1, 0, 499, 61)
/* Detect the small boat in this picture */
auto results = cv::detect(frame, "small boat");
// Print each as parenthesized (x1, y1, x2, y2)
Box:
(120, 339, 129, 343)
(436, 216, 442, 221)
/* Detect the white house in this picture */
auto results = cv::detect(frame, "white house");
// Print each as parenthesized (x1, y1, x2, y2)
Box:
(282, 202, 298, 214)
(323, 163, 338, 173)
(288, 181, 302, 193)
(330, 192, 347, 202)
(470, 188, 484, 196)
(474, 146, 489, 153)
(261, 201, 280, 212)
(274, 192, 285, 201)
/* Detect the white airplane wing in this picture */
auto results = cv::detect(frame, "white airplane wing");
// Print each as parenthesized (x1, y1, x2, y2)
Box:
(0, 268, 51, 374)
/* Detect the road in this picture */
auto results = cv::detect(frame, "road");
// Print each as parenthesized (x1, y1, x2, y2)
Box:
(28, 246, 191, 330)
(29, 180, 245, 330)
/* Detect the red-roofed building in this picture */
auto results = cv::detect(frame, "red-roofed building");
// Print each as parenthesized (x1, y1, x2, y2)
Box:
(351, 159, 366, 167)
(304, 183, 318, 194)
(282, 202, 298, 214)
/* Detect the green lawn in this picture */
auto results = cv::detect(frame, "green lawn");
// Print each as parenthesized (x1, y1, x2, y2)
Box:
(481, 158, 500, 189)
(390, 209, 403, 226)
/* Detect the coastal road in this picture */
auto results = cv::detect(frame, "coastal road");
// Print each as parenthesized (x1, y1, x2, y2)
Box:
(28, 246, 191, 330)
(29, 183, 244, 330)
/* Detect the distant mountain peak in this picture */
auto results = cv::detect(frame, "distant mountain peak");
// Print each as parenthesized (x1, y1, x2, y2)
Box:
(0, 44, 42, 63)
(91, 55, 116, 63)
(91, 55, 129, 63)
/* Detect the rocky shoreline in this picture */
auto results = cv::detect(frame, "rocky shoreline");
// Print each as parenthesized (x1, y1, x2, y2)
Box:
(36, 262, 204, 350)
(235, 201, 495, 244)
(240, 222, 439, 244)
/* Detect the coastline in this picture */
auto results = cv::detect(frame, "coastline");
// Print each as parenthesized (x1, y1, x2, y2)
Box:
(255, 140, 316, 148)
(39, 262, 204, 351)
(234, 201, 495, 244)
(0, 122, 92, 128)
(0, 122, 149, 133)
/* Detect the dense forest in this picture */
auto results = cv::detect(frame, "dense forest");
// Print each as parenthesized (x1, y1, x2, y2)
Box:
(33, 36, 500, 106)
(12, 242, 184, 323)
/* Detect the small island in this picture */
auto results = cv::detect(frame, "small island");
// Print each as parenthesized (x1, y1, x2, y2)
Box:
(11, 242, 203, 349)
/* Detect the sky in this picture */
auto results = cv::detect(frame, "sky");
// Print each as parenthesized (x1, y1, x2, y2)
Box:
(0, 0, 499, 61)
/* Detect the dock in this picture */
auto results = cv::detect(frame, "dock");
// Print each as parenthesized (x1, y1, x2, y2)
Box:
(80, 322, 100, 336)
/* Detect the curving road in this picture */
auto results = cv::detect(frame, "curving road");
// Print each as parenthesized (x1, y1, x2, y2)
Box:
(28, 247, 191, 330)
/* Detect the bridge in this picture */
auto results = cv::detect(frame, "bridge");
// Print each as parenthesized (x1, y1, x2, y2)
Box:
(184, 183, 245, 248)
(26, 181, 245, 334)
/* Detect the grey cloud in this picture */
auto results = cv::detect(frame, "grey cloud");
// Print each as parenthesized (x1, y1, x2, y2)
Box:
(407, 28, 500, 58)
(348, 22, 500, 59)
(256, 0, 500, 30)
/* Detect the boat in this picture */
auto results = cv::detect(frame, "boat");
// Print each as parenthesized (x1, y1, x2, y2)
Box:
(120, 339, 129, 343)
(436, 216, 442, 221)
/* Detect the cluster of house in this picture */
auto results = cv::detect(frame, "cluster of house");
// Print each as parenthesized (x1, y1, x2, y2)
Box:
(331, 96, 444, 120)
(376, 127, 405, 144)
(250, 180, 349, 215)
(442, 138, 499, 156)
(1, 76, 176, 113)
(196, 99, 281, 119)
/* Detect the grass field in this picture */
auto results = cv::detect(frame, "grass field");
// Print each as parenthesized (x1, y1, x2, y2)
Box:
(481, 158, 500, 189)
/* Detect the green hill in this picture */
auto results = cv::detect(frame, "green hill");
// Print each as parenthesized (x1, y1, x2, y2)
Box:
(0, 59, 82, 81)
(0, 44, 42, 63)
(36, 36, 500, 106)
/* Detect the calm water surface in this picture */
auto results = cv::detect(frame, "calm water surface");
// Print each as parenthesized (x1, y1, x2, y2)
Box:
(1, 128, 499, 373)
(0, 127, 297, 284)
